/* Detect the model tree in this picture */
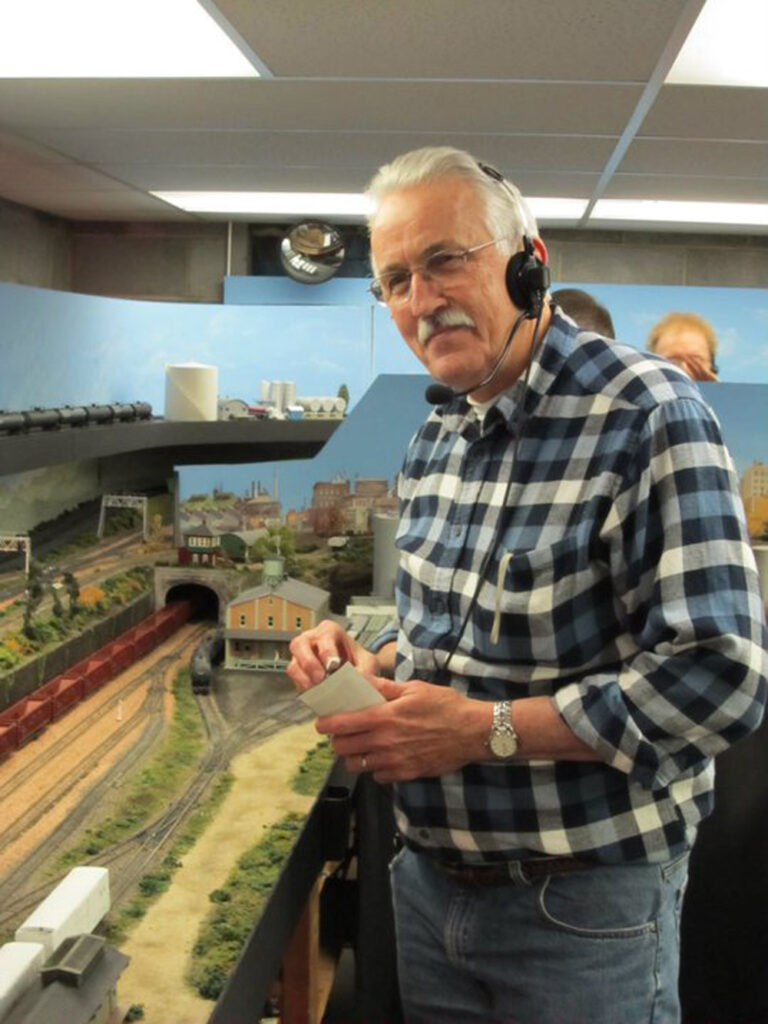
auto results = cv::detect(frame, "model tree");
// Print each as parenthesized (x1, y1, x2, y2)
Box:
(337, 383, 350, 410)
(62, 570, 80, 616)
(51, 581, 64, 618)
(22, 560, 46, 638)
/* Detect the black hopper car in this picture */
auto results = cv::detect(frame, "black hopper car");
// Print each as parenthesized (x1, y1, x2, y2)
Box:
(190, 629, 225, 694)
(0, 401, 152, 434)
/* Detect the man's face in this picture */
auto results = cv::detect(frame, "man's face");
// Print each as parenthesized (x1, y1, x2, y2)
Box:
(369, 178, 523, 395)
(653, 327, 716, 381)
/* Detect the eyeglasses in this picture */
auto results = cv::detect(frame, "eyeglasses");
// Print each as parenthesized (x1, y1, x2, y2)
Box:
(369, 238, 503, 306)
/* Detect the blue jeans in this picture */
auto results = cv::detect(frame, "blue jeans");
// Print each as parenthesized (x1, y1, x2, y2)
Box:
(390, 848, 689, 1024)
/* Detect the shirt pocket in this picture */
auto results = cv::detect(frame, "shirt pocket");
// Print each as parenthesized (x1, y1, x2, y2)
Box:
(475, 535, 610, 669)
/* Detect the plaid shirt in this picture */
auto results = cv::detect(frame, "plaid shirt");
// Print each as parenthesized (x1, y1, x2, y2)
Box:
(389, 310, 767, 865)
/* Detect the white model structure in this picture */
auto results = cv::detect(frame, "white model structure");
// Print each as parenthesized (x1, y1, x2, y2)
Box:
(15, 866, 110, 958)
(218, 397, 251, 419)
(0, 866, 121, 1023)
(0, 534, 30, 576)
(0, 944, 46, 1018)
(259, 379, 347, 419)
(295, 396, 346, 418)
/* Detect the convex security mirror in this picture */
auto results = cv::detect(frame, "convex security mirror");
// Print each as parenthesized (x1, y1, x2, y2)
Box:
(279, 221, 345, 284)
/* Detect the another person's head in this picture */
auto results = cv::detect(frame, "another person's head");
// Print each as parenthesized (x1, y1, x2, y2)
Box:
(551, 288, 615, 338)
(647, 311, 719, 381)
(365, 146, 548, 399)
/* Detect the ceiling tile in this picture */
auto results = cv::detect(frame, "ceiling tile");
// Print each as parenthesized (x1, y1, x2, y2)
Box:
(641, 85, 768, 141)
(604, 174, 768, 203)
(619, 138, 768, 179)
(0, 80, 641, 135)
(216, 0, 691, 81)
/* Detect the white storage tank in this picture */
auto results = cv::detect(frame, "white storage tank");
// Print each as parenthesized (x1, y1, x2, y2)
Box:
(373, 513, 399, 599)
(15, 866, 110, 958)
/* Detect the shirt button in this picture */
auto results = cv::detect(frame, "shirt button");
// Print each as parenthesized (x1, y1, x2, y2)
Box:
(452, 525, 462, 537)
(433, 597, 445, 615)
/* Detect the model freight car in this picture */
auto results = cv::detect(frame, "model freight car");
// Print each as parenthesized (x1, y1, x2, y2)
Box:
(0, 401, 152, 434)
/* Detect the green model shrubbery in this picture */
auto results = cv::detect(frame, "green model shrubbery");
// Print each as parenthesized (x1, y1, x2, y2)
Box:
(187, 739, 336, 1001)
(0, 565, 152, 671)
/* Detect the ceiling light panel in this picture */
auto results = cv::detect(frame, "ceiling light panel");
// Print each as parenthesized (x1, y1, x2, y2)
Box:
(591, 198, 768, 228)
(151, 191, 588, 223)
(667, 0, 768, 88)
(0, 0, 261, 78)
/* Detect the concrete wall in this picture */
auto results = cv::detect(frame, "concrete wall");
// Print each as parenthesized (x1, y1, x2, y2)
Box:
(69, 221, 250, 302)
(545, 228, 768, 290)
(0, 198, 70, 291)
(2, 195, 768, 298)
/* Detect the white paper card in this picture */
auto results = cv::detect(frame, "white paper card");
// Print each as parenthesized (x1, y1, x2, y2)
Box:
(298, 662, 385, 716)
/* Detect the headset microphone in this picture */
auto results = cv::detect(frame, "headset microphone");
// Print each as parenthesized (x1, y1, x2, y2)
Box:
(425, 382, 456, 405)
(424, 309, 528, 405)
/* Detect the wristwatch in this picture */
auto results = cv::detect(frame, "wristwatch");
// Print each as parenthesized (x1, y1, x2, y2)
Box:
(488, 700, 519, 760)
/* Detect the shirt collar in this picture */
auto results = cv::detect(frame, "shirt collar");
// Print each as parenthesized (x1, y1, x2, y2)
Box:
(431, 308, 577, 439)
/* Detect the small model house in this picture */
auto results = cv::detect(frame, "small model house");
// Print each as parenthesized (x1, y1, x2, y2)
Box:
(178, 521, 222, 566)
(224, 558, 330, 670)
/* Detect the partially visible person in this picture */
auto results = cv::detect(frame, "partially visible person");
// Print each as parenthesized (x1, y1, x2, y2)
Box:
(551, 287, 615, 338)
(647, 311, 719, 382)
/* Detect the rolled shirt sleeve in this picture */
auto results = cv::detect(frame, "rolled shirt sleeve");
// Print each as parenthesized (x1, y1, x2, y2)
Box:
(553, 397, 768, 790)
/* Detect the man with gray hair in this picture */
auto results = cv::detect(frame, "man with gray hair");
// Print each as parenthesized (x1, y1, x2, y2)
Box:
(288, 146, 767, 1023)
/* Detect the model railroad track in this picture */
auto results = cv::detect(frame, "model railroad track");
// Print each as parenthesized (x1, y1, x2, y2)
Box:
(0, 686, 314, 934)
(0, 622, 208, 799)
(0, 680, 162, 855)
(0, 624, 208, 922)
(0, 531, 143, 606)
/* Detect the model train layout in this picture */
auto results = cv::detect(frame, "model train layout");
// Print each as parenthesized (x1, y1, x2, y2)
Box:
(0, 600, 191, 759)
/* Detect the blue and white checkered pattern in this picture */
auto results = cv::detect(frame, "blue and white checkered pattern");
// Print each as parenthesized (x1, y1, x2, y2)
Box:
(391, 311, 767, 864)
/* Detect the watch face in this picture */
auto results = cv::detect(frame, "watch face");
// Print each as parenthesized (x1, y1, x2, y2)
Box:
(490, 730, 518, 758)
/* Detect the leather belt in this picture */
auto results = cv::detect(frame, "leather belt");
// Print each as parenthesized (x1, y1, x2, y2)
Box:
(433, 855, 597, 886)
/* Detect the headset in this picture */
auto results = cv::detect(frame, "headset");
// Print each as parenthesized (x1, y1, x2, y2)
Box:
(477, 161, 550, 318)
(425, 162, 550, 405)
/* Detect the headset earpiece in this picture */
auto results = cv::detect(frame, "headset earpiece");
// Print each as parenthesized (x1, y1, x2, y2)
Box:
(505, 236, 550, 317)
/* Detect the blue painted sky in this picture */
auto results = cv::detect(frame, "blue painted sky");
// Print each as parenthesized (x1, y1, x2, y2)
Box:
(0, 277, 765, 512)
(180, 377, 767, 512)
(180, 373, 431, 508)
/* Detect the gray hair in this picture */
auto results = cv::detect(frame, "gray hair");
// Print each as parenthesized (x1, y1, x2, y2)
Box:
(365, 146, 539, 263)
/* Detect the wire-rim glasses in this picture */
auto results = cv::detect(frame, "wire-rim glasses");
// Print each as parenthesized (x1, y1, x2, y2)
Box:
(369, 238, 503, 306)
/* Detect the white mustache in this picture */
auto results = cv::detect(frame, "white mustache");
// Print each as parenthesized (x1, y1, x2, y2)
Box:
(418, 308, 477, 346)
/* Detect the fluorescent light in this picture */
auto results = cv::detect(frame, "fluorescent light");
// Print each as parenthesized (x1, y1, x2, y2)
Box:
(527, 198, 588, 221)
(0, 0, 260, 78)
(667, 0, 768, 87)
(152, 191, 588, 222)
(152, 191, 373, 217)
(592, 198, 768, 228)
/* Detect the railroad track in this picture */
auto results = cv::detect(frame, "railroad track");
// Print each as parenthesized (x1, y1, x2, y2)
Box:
(0, 624, 208, 922)
(0, 622, 208, 799)
(0, 672, 312, 936)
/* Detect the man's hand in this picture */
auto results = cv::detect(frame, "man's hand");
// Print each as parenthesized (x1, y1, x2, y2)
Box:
(316, 677, 492, 783)
(287, 619, 381, 690)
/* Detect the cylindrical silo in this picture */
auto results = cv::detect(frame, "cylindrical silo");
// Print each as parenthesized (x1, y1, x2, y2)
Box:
(372, 513, 399, 599)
